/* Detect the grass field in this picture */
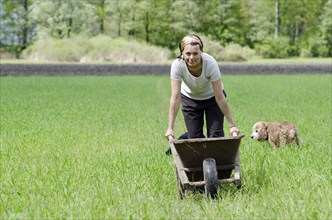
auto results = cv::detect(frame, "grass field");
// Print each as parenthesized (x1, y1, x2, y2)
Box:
(1, 74, 331, 219)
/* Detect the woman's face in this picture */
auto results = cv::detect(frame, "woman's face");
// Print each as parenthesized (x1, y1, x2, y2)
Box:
(182, 44, 202, 68)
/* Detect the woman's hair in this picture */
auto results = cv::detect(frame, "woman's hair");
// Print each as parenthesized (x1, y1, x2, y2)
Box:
(177, 34, 204, 58)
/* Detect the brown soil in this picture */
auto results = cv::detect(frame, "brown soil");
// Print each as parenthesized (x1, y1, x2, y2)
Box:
(0, 63, 331, 76)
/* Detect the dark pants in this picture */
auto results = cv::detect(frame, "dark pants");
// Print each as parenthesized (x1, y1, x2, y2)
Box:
(181, 94, 225, 139)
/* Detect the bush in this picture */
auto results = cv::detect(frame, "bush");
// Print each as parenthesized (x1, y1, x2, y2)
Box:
(179, 35, 255, 62)
(300, 48, 313, 58)
(22, 37, 89, 62)
(22, 35, 171, 63)
(219, 43, 256, 62)
(307, 37, 329, 57)
(257, 36, 291, 58)
(171, 35, 225, 61)
(199, 35, 225, 61)
(299, 36, 329, 58)
(0, 48, 17, 59)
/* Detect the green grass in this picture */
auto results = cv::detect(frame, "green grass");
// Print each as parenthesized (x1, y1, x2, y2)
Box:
(1, 75, 331, 219)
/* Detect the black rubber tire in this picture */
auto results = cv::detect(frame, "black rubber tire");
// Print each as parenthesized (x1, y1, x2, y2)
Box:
(203, 158, 219, 199)
(235, 179, 242, 189)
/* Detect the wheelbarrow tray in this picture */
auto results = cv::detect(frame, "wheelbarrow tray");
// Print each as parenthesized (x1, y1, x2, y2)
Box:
(170, 135, 245, 195)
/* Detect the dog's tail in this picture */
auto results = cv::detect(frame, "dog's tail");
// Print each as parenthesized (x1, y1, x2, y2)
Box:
(293, 127, 300, 147)
(290, 126, 300, 147)
(295, 133, 300, 147)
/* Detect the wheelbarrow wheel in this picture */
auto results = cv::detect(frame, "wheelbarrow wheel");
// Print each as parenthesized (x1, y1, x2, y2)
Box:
(203, 158, 219, 199)
(176, 169, 185, 199)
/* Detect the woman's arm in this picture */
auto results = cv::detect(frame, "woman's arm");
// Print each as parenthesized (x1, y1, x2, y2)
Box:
(165, 79, 182, 139)
(212, 80, 240, 135)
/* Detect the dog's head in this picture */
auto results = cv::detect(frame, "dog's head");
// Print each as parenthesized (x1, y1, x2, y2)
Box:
(251, 122, 268, 141)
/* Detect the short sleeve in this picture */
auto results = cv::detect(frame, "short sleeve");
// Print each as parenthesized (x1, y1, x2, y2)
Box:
(170, 59, 183, 80)
(208, 60, 221, 82)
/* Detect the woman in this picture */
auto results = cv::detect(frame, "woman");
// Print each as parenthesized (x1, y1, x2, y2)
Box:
(165, 34, 240, 140)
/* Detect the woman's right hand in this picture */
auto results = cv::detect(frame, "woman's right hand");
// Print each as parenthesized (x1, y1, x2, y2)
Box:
(164, 128, 174, 140)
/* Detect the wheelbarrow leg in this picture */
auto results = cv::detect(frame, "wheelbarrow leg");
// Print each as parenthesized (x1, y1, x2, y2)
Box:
(176, 169, 185, 199)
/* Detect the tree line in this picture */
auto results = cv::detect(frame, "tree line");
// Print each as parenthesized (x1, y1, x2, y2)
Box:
(1, 0, 331, 59)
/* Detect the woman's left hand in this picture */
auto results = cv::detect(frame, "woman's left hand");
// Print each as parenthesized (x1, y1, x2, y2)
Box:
(230, 126, 240, 136)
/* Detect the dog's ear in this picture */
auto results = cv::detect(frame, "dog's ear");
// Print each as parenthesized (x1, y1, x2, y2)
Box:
(260, 122, 268, 140)
(261, 122, 268, 130)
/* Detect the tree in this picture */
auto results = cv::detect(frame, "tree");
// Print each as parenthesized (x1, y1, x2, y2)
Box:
(88, 0, 109, 34)
(1, 0, 34, 57)
(106, 0, 139, 38)
(274, 0, 279, 38)
(1, 0, 330, 58)
(279, 0, 328, 56)
(247, 0, 330, 57)
(320, 0, 332, 56)
(30, 0, 98, 39)
(196, 0, 252, 46)
(106, 0, 125, 37)
(248, 0, 275, 45)
(139, 0, 175, 47)
(281, 0, 326, 43)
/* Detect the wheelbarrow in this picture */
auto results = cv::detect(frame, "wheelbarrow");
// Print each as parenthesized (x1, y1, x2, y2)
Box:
(168, 134, 245, 199)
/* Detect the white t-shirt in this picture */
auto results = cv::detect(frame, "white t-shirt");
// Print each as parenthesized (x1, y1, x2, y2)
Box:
(170, 53, 223, 100)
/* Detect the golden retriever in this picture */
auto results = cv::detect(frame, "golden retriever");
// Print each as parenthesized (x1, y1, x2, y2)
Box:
(251, 121, 300, 148)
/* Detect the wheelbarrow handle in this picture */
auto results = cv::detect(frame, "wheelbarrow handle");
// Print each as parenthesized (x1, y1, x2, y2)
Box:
(232, 132, 238, 137)
(168, 135, 174, 142)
